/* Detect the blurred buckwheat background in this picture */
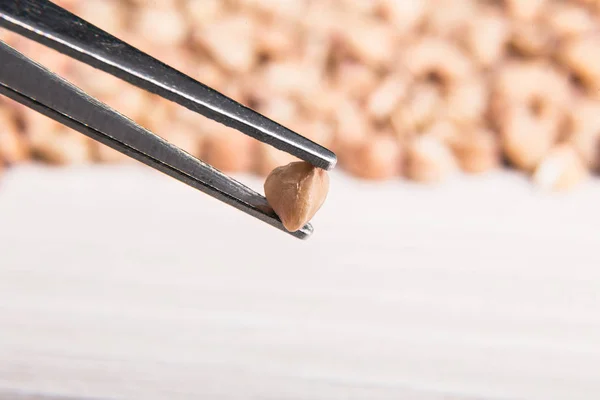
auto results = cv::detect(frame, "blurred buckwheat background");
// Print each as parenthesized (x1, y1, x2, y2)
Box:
(2, 1, 600, 400)
(1, 0, 600, 188)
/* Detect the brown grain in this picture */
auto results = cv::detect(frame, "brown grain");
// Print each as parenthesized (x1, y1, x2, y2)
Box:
(264, 161, 329, 232)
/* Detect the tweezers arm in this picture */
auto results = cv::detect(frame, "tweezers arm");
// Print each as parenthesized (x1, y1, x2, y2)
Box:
(0, 40, 313, 239)
(0, 0, 337, 170)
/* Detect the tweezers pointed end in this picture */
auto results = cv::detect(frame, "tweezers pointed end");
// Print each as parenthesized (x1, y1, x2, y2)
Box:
(321, 150, 338, 171)
(291, 223, 314, 240)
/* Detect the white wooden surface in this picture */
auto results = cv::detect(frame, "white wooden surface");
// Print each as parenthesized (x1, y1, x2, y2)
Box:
(0, 165, 599, 400)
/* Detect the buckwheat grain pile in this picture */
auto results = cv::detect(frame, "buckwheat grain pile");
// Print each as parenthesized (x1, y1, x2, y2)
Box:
(1, 0, 599, 191)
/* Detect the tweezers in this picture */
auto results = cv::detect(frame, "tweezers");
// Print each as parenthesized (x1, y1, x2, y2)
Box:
(0, 0, 337, 239)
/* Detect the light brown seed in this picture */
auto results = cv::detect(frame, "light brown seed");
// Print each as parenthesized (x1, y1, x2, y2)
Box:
(185, 0, 222, 28)
(336, 0, 378, 16)
(259, 60, 321, 98)
(492, 62, 569, 108)
(390, 111, 418, 142)
(162, 122, 205, 158)
(334, 61, 379, 100)
(337, 17, 395, 66)
(509, 23, 555, 58)
(68, 63, 123, 99)
(301, 34, 331, 70)
(74, 0, 125, 35)
(463, 10, 509, 67)
(141, 99, 173, 134)
(533, 144, 588, 191)
(195, 15, 257, 73)
(264, 161, 329, 232)
(300, 2, 340, 38)
(30, 128, 93, 165)
(202, 127, 255, 173)
(52, 0, 78, 11)
(0, 96, 27, 117)
(129, 0, 178, 7)
(404, 38, 473, 88)
(379, 0, 426, 35)
(297, 85, 344, 120)
(134, 6, 189, 47)
(566, 98, 600, 170)
(406, 135, 458, 183)
(423, 0, 474, 38)
(452, 129, 501, 174)
(255, 23, 297, 60)
(332, 99, 370, 157)
(0, 129, 29, 165)
(491, 61, 571, 130)
(0, 109, 29, 164)
(102, 87, 151, 126)
(366, 75, 409, 122)
(392, 83, 442, 134)
(244, 0, 307, 21)
(344, 135, 403, 181)
(544, 2, 595, 38)
(571, 0, 600, 10)
(22, 109, 59, 137)
(425, 120, 460, 147)
(194, 62, 227, 92)
(445, 77, 488, 126)
(500, 106, 558, 171)
(504, 0, 546, 21)
(301, 119, 335, 149)
(256, 97, 299, 127)
(560, 34, 600, 91)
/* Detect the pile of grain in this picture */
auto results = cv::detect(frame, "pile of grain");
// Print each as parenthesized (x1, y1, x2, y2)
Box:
(1, 0, 600, 191)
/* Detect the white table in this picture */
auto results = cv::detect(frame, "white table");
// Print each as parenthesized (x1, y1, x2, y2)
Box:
(1, 165, 599, 400)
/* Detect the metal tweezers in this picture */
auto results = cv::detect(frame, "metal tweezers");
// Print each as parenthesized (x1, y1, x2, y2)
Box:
(0, 0, 337, 239)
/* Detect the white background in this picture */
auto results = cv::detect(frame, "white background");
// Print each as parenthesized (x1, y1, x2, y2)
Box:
(1, 165, 599, 400)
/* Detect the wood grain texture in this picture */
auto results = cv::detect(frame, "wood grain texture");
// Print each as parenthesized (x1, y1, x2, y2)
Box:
(0, 165, 599, 400)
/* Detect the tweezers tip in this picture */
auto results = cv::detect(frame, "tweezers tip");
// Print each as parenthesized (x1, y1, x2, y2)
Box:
(321, 150, 337, 171)
(293, 223, 314, 240)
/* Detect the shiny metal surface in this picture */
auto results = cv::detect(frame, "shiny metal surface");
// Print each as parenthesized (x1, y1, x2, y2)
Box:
(0, 41, 313, 239)
(0, 0, 343, 239)
(0, 0, 337, 171)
